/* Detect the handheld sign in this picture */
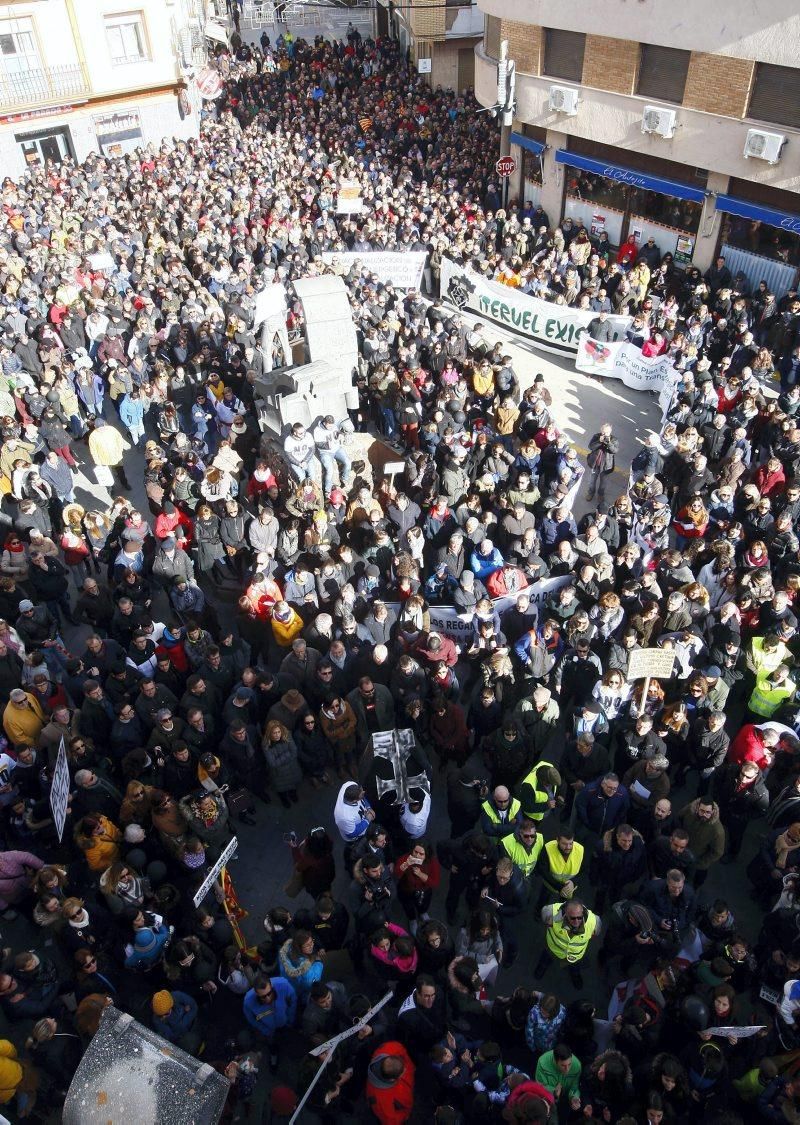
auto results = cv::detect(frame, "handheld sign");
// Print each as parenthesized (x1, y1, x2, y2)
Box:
(192, 835, 238, 908)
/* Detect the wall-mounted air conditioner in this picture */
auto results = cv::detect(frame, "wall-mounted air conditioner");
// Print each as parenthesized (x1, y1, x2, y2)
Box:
(743, 128, 786, 163)
(641, 106, 676, 139)
(548, 85, 579, 115)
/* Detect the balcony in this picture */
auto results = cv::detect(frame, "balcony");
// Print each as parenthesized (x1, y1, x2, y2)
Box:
(0, 64, 90, 114)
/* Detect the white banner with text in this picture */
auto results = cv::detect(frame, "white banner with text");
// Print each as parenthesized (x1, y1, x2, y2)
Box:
(321, 251, 427, 290)
(385, 575, 571, 642)
(575, 336, 677, 393)
(440, 257, 631, 356)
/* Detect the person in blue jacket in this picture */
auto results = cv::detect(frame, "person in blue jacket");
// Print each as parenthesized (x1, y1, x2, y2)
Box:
(123, 925, 171, 972)
(242, 974, 297, 1070)
(151, 989, 198, 1049)
(119, 388, 146, 446)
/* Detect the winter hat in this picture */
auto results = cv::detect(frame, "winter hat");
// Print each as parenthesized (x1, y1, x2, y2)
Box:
(152, 990, 173, 1016)
(134, 928, 159, 952)
(533, 686, 551, 706)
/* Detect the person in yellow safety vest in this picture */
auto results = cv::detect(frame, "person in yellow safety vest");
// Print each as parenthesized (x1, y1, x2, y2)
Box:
(748, 633, 789, 680)
(517, 761, 563, 822)
(534, 899, 601, 989)
(479, 785, 522, 840)
(748, 663, 797, 720)
(500, 818, 543, 879)
(534, 831, 585, 906)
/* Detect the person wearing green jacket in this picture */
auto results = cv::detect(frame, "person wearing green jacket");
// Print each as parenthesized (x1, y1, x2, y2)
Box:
(535, 1043, 581, 1111)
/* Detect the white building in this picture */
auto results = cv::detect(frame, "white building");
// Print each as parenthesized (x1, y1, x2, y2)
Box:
(0, 0, 224, 177)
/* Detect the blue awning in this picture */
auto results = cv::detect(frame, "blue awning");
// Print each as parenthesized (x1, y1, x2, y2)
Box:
(715, 194, 800, 236)
(510, 131, 544, 156)
(555, 149, 706, 204)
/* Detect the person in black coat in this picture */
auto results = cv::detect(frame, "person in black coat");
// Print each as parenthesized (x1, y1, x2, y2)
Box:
(396, 974, 449, 1055)
(712, 760, 770, 860)
(0, 642, 23, 706)
(592, 823, 648, 914)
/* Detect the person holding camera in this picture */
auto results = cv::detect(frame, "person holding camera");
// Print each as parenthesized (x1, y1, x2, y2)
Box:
(586, 423, 619, 504)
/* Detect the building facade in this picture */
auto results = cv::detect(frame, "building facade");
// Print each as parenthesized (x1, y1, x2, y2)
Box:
(0, 0, 219, 178)
(377, 0, 483, 93)
(475, 0, 800, 291)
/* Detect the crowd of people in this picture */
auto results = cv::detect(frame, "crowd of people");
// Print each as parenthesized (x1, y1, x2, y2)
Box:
(0, 21, 799, 1125)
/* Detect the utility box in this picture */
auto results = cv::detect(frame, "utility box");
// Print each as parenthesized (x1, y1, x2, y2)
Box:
(63, 1007, 229, 1125)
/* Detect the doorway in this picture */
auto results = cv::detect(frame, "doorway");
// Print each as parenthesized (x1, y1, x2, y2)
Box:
(15, 125, 74, 169)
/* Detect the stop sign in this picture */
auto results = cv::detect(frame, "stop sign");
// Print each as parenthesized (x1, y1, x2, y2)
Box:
(495, 155, 517, 178)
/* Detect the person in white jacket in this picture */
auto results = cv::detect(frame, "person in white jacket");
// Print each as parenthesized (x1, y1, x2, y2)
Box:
(283, 423, 317, 483)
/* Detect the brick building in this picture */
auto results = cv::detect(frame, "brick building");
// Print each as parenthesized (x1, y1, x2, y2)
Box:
(475, 0, 800, 288)
(377, 0, 484, 93)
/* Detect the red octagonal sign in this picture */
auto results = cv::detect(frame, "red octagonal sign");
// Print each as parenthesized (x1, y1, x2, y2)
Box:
(495, 155, 517, 178)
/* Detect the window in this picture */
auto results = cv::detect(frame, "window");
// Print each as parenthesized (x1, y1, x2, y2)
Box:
(543, 29, 585, 83)
(748, 63, 800, 130)
(105, 12, 148, 65)
(484, 16, 501, 60)
(0, 17, 40, 76)
(636, 44, 690, 104)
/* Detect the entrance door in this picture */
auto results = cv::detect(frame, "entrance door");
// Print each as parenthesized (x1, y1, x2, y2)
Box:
(457, 46, 474, 93)
(15, 125, 74, 169)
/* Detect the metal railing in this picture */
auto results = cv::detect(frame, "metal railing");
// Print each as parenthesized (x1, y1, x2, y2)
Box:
(241, 0, 373, 29)
(0, 63, 90, 111)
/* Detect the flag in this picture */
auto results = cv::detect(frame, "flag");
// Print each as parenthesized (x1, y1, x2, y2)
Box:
(359, 116, 373, 133)
(221, 866, 259, 957)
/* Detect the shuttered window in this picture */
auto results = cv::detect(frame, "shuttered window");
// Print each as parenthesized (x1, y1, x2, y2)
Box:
(543, 29, 585, 83)
(748, 63, 800, 129)
(636, 44, 690, 104)
(484, 15, 501, 60)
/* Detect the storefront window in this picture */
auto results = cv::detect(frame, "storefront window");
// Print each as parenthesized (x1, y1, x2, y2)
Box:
(562, 167, 627, 211)
(720, 213, 800, 267)
(627, 187, 701, 235)
(522, 149, 542, 189)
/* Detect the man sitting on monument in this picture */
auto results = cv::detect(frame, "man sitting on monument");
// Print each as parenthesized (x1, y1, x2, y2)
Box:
(313, 415, 353, 495)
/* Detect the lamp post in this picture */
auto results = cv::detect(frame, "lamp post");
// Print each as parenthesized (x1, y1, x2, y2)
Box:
(496, 39, 516, 209)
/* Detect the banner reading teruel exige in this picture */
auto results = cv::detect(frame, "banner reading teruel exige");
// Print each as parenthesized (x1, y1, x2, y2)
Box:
(440, 257, 630, 356)
(575, 336, 677, 392)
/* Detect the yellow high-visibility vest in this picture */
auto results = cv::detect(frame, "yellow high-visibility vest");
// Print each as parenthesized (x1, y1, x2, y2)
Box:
(481, 797, 521, 825)
(501, 832, 543, 878)
(542, 839, 584, 889)
(545, 905, 598, 963)
(518, 760, 557, 821)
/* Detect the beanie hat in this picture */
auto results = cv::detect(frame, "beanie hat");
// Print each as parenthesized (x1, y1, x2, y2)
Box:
(152, 990, 173, 1016)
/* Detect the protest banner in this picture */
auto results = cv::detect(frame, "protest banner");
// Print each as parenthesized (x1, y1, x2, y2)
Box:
(440, 257, 630, 357)
(706, 1025, 767, 1039)
(321, 250, 427, 290)
(575, 337, 677, 393)
(385, 574, 571, 642)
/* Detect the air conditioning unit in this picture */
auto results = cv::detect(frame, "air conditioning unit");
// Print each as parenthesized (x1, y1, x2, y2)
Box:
(641, 106, 676, 139)
(548, 85, 579, 115)
(744, 128, 786, 163)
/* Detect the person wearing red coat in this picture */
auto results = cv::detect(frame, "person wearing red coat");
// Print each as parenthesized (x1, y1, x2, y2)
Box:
(728, 723, 780, 771)
(752, 457, 786, 499)
(413, 631, 458, 670)
(430, 697, 470, 767)
(365, 1040, 415, 1125)
(486, 565, 529, 599)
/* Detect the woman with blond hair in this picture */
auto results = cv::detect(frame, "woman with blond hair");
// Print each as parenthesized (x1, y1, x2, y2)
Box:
(263, 720, 302, 808)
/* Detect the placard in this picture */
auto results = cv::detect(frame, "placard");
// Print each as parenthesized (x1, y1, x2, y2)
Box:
(626, 648, 676, 681)
(192, 835, 238, 907)
(49, 736, 70, 843)
(336, 178, 364, 214)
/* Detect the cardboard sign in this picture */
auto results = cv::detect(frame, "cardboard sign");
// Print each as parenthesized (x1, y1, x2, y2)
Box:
(321, 250, 427, 291)
(627, 648, 676, 682)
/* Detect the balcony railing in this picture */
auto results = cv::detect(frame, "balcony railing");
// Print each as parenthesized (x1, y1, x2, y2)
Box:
(0, 63, 90, 112)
